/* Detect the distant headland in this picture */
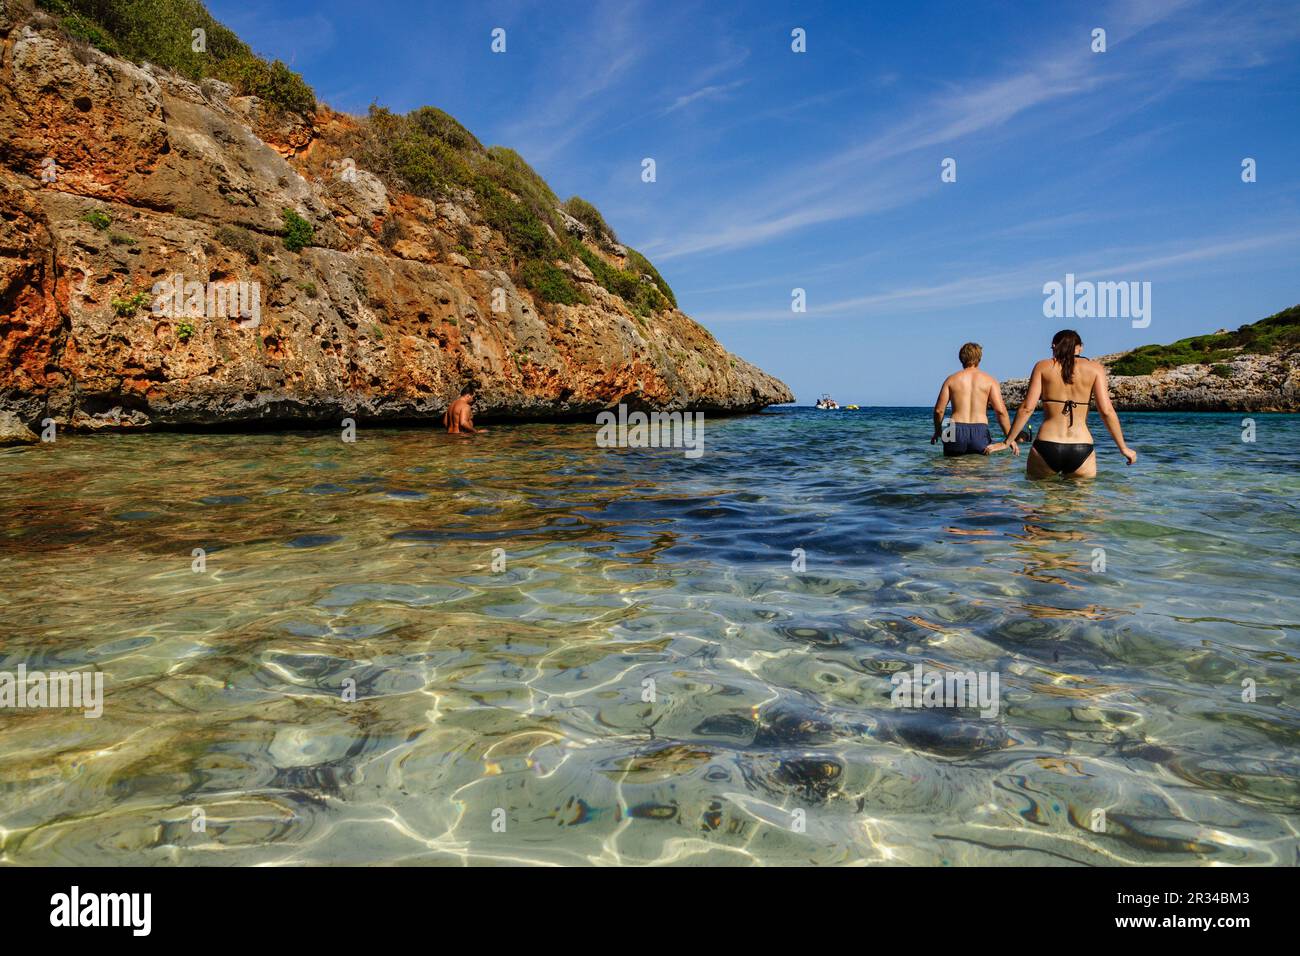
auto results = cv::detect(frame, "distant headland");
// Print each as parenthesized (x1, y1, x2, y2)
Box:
(1002, 305, 1300, 412)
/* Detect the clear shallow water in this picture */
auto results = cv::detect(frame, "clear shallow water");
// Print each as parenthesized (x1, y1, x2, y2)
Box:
(0, 407, 1297, 866)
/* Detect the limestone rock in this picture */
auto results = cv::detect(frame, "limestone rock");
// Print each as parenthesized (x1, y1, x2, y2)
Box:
(1001, 350, 1299, 412)
(0, 411, 37, 446)
(0, 12, 792, 430)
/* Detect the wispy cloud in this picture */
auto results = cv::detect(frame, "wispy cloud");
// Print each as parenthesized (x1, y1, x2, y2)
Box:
(643, 0, 1295, 261)
(662, 79, 746, 115)
(497, 0, 651, 163)
(694, 228, 1300, 322)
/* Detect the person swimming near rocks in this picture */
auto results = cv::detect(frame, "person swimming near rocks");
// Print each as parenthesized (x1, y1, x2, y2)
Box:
(985, 329, 1137, 477)
(930, 342, 1020, 456)
(443, 385, 487, 435)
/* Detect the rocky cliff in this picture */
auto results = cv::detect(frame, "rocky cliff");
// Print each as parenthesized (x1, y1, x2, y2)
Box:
(0, 4, 791, 434)
(1003, 315, 1300, 413)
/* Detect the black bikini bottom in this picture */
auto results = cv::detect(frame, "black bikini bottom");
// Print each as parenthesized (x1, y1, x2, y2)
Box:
(1033, 439, 1094, 475)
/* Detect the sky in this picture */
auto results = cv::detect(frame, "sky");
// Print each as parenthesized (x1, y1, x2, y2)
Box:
(207, 0, 1300, 405)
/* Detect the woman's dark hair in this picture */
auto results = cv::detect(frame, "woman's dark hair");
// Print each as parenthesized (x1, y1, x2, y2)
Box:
(1052, 329, 1083, 383)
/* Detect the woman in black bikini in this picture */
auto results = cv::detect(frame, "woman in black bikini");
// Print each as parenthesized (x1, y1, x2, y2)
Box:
(985, 329, 1137, 478)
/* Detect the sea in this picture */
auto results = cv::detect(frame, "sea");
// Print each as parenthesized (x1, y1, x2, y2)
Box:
(0, 406, 1296, 865)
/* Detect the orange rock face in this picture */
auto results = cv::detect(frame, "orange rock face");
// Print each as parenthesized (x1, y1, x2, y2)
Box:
(0, 13, 791, 431)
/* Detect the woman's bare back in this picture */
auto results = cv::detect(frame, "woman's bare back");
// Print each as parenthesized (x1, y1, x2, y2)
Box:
(1036, 356, 1101, 443)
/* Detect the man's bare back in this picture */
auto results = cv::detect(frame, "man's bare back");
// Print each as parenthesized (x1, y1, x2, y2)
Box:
(443, 389, 485, 435)
(931, 343, 1013, 456)
(942, 367, 1001, 423)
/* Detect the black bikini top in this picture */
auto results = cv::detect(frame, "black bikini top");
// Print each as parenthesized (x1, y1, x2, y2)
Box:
(1042, 396, 1090, 427)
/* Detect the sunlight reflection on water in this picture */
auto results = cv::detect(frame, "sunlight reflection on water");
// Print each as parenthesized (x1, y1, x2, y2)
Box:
(0, 408, 1297, 865)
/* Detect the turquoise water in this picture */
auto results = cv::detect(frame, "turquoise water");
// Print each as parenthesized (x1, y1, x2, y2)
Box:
(0, 407, 1296, 865)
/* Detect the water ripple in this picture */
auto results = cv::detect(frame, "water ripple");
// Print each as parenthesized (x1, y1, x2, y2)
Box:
(0, 410, 1296, 865)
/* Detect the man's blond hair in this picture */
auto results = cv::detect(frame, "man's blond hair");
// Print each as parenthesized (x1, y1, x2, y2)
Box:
(959, 342, 982, 368)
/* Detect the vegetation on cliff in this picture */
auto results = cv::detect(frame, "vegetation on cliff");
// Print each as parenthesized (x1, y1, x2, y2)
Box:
(35, 0, 316, 114)
(347, 105, 675, 311)
(2, 0, 792, 426)
(37, 0, 678, 318)
(1110, 304, 1300, 376)
(563, 196, 617, 244)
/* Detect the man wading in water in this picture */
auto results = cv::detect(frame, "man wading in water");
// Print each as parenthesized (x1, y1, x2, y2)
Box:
(930, 342, 1017, 455)
(443, 386, 487, 435)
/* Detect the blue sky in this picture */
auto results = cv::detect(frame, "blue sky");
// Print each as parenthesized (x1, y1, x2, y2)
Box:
(208, 0, 1300, 405)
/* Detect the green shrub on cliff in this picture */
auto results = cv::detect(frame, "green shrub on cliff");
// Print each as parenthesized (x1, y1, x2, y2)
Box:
(37, 0, 315, 114)
(520, 260, 586, 305)
(386, 115, 476, 197)
(354, 109, 546, 237)
(1110, 304, 1300, 375)
(1228, 304, 1300, 353)
(281, 209, 315, 252)
(562, 196, 617, 244)
(410, 107, 483, 152)
(111, 290, 150, 316)
(55, 8, 119, 54)
(624, 247, 676, 308)
(577, 245, 634, 298)
(474, 149, 564, 265)
(575, 246, 672, 317)
(475, 178, 557, 262)
(218, 55, 315, 116)
(345, 104, 676, 312)
(484, 148, 558, 212)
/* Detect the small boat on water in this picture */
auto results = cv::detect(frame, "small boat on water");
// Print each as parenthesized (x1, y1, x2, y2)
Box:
(815, 393, 839, 410)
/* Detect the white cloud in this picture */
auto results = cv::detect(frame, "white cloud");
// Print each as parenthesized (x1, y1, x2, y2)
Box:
(662, 80, 747, 115)
(643, 0, 1296, 261)
(694, 228, 1300, 322)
